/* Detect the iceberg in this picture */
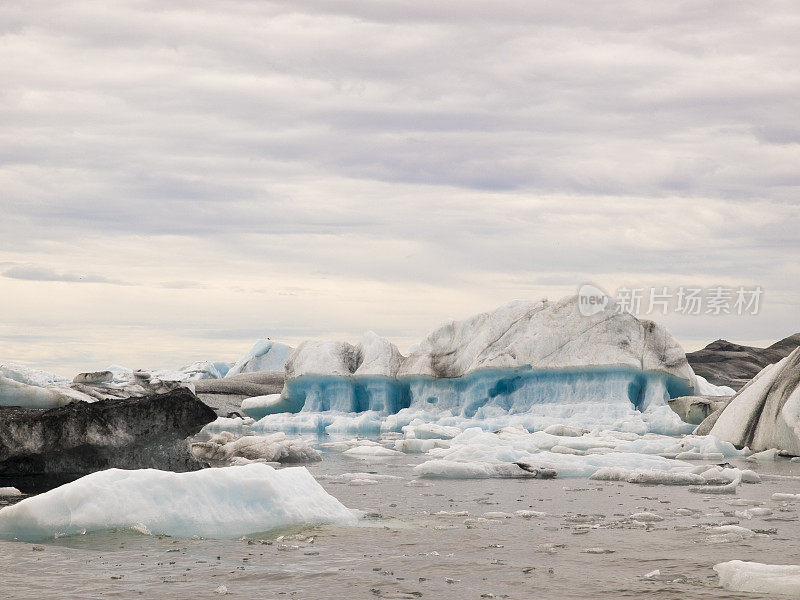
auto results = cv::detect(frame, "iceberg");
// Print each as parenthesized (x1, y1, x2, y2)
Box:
(0, 375, 80, 409)
(226, 340, 293, 378)
(0, 464, 357, 542)
(0, 363, 68, 388)
(252, 297, 712, 435)
(0, 388, 216, 485)
(703, 347, 800, 454)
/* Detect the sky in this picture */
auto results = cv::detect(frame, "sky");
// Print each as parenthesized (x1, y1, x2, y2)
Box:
(1, 1, 799, 376)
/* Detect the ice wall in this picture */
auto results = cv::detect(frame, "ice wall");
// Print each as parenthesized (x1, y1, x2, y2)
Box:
(252, 366, 695, 436)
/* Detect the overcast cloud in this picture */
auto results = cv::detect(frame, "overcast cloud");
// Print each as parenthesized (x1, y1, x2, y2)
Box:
(1, 1, 798, 375)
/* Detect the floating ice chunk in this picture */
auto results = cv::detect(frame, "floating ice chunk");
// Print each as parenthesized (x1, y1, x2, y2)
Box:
(394, 438, 450, 453)
(0, 487, 21, 497)
(318, 438, 382, 451)
(415, 460, 554, 479)
(0, 363, 67, 387)
(675, 451, 725, 461)
(401, 422, 461, 440)
(694, 374, 735, 396)
(708, 525, 757, 538)
(192, 432, 321, 464)
(0, 375, 79, 409)
(590, 467, 704, 486)
(735, 507, 773, 519)
(543, 424, 588, 437)
(715, 560, 800, 595)
(416, 427, 691, 479)
(241, 394, 284, 420)
(630, 512, 664, 522)
(582, 547, 614, 554)
(643, 569, 660, 579)
(317, 472, 402, 484)
(0, 464, 357, 541)
(483, 511, 513, 519)
(772, 493, 800, 501)
(201, 416, 255, 433)
(342, 446, 402, 458)
(740, 470, 761, 484)
(746, 448, 780, 462)
(515, 510, 547, 518)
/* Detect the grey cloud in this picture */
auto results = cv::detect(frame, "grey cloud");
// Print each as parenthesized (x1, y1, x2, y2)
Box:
(3, 266, 132, 286)
(0, 1, 798, 373)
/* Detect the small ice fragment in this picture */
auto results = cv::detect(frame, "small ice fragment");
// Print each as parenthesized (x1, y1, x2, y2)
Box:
(630, 512, 664, 522)
(342, 446, 402, 457)
(746, 448, 779, 462)
(543, 424, 588, 437)
(643, 569, 660, 579)
(772, 492, 800, 501)
(515, 510, 547, 518)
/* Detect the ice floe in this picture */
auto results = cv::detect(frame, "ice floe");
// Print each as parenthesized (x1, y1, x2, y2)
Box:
(715, 560, 800, 595)
(191, 432, 321, 464)
(0, 464, 357, 541)
(411, 426, 754, 487)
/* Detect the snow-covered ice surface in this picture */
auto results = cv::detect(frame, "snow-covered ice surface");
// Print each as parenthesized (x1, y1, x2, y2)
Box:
(0, 464, 356, 542)
(1, 444, 799, 599)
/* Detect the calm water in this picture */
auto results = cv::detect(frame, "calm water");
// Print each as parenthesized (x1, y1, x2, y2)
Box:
(1, 444, 799, 599)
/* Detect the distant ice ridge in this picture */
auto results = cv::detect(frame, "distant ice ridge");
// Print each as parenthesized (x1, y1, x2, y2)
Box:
(252, 297, 720, 435)
(0, 465, 357, 542)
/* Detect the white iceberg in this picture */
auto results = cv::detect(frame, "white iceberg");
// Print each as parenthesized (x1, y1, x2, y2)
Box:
(226, 340, 293, 378)
(0, 363, 68, 388)
(0, 464, 357, 542)
(255, 297, 713, 436)
(706, 347, 800, 454)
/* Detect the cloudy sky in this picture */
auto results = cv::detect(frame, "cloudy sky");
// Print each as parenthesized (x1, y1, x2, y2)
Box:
(1, 1, 799, 375)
